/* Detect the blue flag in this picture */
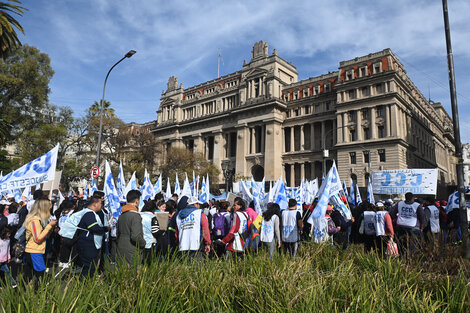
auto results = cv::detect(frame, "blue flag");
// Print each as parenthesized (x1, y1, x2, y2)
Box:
(104, 161, 122, 219)
(367, 179, 375, 205)
(274, 179, 288, 211)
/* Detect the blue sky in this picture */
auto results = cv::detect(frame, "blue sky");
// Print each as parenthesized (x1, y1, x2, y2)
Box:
(18, 0, 470, 143)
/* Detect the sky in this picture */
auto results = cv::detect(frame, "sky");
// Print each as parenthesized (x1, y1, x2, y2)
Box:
(18, 0, 470, 143)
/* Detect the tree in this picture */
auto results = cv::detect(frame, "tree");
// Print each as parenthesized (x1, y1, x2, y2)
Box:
(159, 147, 220, 191)
(0, 0, 26, 59)
(0, 149, 11, 173)
(0, 45, 54, 144)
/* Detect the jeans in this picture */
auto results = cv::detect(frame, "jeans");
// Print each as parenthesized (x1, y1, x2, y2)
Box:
(0, 263, 16, 286)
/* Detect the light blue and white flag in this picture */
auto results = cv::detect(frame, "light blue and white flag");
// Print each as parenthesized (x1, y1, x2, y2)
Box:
(117, 161, 126, 202)
(308, 166, 334, 243)
(35, 183, 41, 191)
(295, 182, 303, 212)
(174, 173, 181, 197)
(165, 178, 171, 201)
(355, 184, 362, 206)
(367, 179, 375, 205)
(90, 177, 98, 195)
(240, 180, 253, 203)
(330, 193, 352, 220)
(14, 189, 22, 203)
(104, 161, 122, 219)
(348, 178, 355, 205)
(274, 179, 288, 211)
(0, 144, 59, 192)
(199, 176, 209, 204)
(446, 186, 470, 213)
(141, 169, 154, 202)
(83, 182, 88, 200)
(153, 174, 162, 196)
(181, 173, 192, 198)
(21, 185, 31, 202)
(342, 180, 348, 198)
(124, 171, 137, 200)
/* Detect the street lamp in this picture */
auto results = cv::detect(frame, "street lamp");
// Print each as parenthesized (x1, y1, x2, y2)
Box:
(95, 50, 136, 171)
(222, 162, 235, 193)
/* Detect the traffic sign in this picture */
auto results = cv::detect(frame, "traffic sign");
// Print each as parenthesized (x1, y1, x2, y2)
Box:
(91, 166, 100, 179)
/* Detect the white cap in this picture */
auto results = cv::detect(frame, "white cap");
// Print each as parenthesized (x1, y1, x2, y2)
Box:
(0, 200, 11, 205)
(377, 202, 384, 207)
(188, 197, 203, 205)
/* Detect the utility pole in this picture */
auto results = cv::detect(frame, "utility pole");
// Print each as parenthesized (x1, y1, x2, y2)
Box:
(442, 0, 469, 258)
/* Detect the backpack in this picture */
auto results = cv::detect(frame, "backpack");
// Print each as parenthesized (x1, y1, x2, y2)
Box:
(241, 219, 261, 252)
(213, 212, 229, 238)
(12, 226, 27, 263)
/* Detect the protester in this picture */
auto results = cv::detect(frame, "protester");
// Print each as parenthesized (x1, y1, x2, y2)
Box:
(260, 203, 281, 258)
(374, 202, 394, 255)
(56, 200, 75, 268)
(23, 198, 57, 288)
(75, 196, 109, 277)
(166, 199, 178, 253)
(116, 190, 146, 266)
(140, 200, 159, 264)
(361, 202, 377, 252)
(175, 197, 211, 258)
(0, 226, 16, 288)
(212, 201, 231, 257)
(7, 203, 19, 227)
(390, 192, 425, 256)
(281, 199, 303, 257)
(218, 197, 249, 257)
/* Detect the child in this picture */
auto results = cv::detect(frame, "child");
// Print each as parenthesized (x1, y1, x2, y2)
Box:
(0, 226, 17, 288)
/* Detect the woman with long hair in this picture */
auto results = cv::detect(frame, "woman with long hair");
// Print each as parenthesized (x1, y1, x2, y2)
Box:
(260, 203, 281, 258)
(23, 199, 57, 286)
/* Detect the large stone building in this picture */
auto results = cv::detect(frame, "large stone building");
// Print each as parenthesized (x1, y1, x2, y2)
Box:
(152, 41, 457, 197)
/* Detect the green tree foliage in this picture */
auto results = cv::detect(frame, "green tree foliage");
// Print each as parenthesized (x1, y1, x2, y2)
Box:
(0, 0, 26, 59)
(159, 147, 220, 191)
(0, 44, 54, 144)
(0, 149, 11, 173)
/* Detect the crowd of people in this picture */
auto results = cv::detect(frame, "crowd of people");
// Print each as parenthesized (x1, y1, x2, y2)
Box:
(0, 188, 465, 290)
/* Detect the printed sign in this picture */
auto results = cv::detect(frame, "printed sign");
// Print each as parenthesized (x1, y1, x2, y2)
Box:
(0, 145, 59, 192)
(372, 169, 438, 195)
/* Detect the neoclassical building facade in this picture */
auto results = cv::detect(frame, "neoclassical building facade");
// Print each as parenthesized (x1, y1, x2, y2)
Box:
(152, 41, 456, 197)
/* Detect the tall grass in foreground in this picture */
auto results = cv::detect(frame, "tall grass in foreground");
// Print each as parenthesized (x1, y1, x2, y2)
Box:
(1, 243, 469, 312)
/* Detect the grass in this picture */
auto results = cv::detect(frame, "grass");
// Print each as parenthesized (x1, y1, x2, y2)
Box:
(1, 243, 469, 312)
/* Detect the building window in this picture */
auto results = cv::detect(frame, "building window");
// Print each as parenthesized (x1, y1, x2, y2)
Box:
(325, 83, 330, 92)
(360, 67, 366, 77)
(378, 126, 385, 138)
(350, 152, 356, 164)
(348, 111, 356, 122)
(363, 151, 370, 164)
(362, 109, 369, 119)
(230, 132, 237, 157)
(325, 101, 330, 111)
(363, 127, 370, 140)
(295, 108, 300, 116)
(378, 149, 386, 162)
(376, 105, 384, 117)
(348, 89, 356, 100)
(374, 63, 381, 74)
(346, 71, 353, 80)
(350, 129, 356, 141)
(362, 86, 370, 97)
(376, 83, 384, 94)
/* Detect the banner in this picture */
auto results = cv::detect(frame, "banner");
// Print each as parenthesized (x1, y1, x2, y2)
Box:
(0, 144, 59, 192)
(372, 169, 438, 195)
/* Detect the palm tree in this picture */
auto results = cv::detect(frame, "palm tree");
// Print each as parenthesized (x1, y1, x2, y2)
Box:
(0, 0, 26, 59)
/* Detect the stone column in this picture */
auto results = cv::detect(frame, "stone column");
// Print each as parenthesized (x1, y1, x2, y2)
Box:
(333, 119, 337, 145)
(310, 161, 315, 179)
(300, 125, 305, 151)
(212, 131, 223, 181)
(390, 104, 399, 137)
(385, 104, 391, 137)
(261, 125, 265, 153)
(264, 121, 283, 181)
(343, 113, 349, 143)
(290, 164, 295, 187)
(300, 163, 305, 181)
(310, 123, 315, 150)
(370, 107, 376, 139)
(235, 126, 248, 178)
(251, 128, 256, 154)
(336, 114, 342, 143)
(321, 121, 326, 149)
(290, 126, 294, 152)
(356, 109, 362, 141)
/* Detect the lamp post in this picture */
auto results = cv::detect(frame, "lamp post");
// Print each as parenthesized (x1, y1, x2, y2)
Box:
(222, 162, 235, 193)
(95, 50, 136, 172)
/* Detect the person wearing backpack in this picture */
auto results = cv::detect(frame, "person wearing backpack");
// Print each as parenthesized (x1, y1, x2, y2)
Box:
(281, 199, 303, 257)
(260, 203, 281, 258)
(75, 196, 109, 277)
(212, 201, 231, 257)
(218, 197, 249, 257)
